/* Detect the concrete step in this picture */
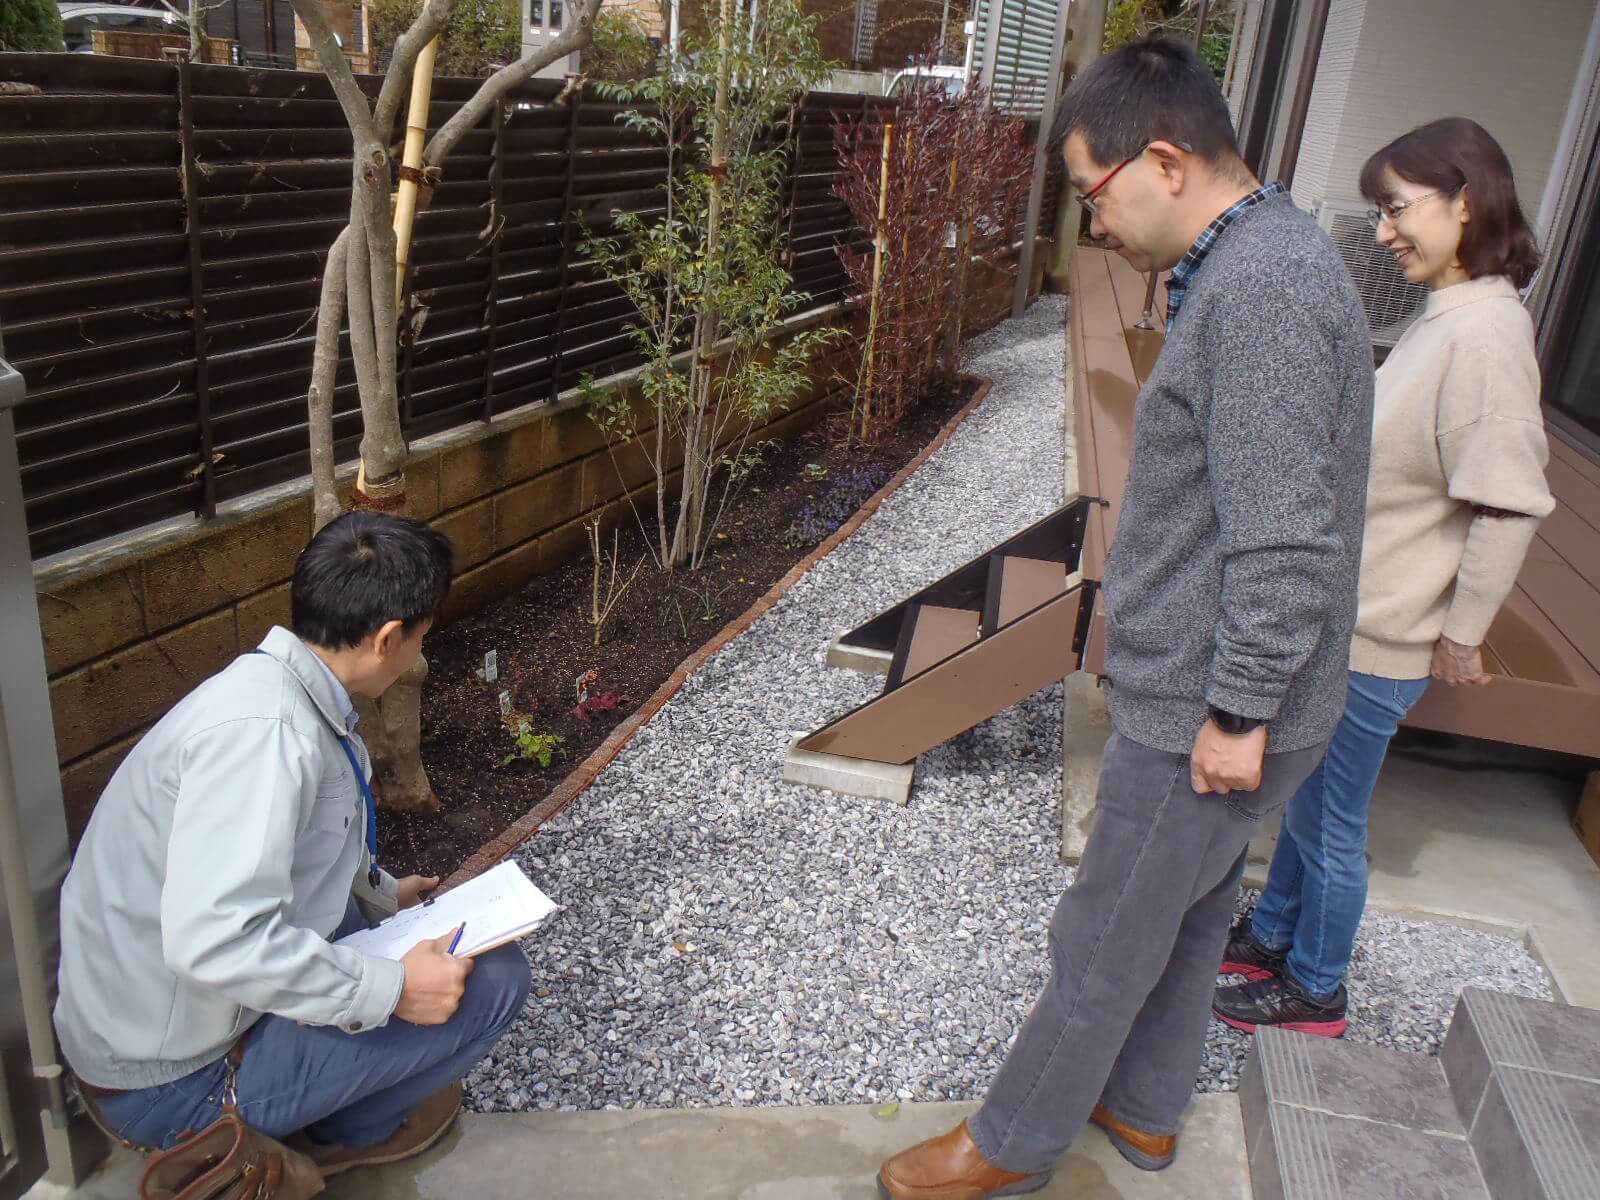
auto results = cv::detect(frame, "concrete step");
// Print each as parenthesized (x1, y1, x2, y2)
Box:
(1440, 986, 1600, 1200)
(1242, 1026, 1488, 1200)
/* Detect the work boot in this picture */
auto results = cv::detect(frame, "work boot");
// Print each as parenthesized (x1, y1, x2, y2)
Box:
(877, 1119, 1051, 1199)
(1218, 917, 1287, 981)
(1213, 974, 1349, 1038)
(295, 1082, 463, 1176)
(1089, 1105, 1177, 1171)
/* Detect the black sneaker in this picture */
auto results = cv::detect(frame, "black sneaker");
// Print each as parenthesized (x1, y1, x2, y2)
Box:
(1218, 918, 1287, 982)
(1213, 974, 1349, 1038)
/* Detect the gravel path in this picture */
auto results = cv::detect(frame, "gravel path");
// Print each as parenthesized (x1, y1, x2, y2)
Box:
(467, 296, 1551, 1114)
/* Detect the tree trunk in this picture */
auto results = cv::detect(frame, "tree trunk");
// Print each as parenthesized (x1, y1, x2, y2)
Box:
(294, 0, 607, 814)
(670, 0, 735, 570)
(189, 0, 204, 61)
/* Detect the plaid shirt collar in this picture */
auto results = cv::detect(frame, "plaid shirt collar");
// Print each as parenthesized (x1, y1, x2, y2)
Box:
(1164, 182, 1288, 331)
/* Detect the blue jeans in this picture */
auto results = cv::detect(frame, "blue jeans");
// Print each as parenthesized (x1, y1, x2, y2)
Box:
(94, 906, 533, 1151)
(1250, 670, 1431, 998)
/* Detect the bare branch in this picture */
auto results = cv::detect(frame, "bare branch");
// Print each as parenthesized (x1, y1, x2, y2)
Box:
(373, 0, 459, 142)
(423, 0, 607, 166)
(309, 224, 351, 533)
(289, 0, 375, 141)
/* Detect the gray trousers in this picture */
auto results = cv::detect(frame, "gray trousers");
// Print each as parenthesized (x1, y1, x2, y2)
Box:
(969, 730, 1326, 1174)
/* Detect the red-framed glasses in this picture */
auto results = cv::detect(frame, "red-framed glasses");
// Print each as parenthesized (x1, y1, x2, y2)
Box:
(1079, 140, 1194, 214)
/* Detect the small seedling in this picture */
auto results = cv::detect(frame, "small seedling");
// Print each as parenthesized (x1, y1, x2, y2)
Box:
(587, 518, 644, 649)
(574, 687, 633, 722)
(803, 462, 829, 481)
(502, 711, 566, 769)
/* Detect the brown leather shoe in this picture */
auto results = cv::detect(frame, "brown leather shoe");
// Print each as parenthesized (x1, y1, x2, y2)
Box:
(296, 1082, 463, 1177)
(877, 1119, 1051, 1199)
(1089, 1104, 1176, 1171)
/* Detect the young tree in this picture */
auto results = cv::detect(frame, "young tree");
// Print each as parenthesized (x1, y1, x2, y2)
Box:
(292, 0, 605, 810)
(580, 0, 835, 570)
(833, 67, 1031, 442)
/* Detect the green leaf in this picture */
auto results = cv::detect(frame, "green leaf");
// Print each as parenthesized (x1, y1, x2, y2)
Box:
(875, 1103, 901, 1119)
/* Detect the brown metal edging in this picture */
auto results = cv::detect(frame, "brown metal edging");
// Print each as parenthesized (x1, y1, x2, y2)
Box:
(177, 59, 216, 520)
(440, 373, 996, 888)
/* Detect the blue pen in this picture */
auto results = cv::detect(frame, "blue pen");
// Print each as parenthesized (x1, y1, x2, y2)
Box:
(446, 924, 465, 956)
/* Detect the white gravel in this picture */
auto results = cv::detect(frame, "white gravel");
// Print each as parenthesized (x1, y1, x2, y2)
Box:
(466, 295, 1551, 1115)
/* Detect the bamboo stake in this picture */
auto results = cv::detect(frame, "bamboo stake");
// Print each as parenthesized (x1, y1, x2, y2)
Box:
(859, 121, 893, 441)
(393, 36, 440, 307)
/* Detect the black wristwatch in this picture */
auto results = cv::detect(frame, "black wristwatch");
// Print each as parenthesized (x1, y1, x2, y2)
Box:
(1208, 706, 1265, 736)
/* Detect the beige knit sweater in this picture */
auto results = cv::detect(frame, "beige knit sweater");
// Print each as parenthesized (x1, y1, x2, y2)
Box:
(1350, 275, 1555, 679)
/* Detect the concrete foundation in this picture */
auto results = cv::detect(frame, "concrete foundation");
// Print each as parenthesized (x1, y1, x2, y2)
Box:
(783, 740, 915, 805)
(824, 636, 893, 676)
(1060, 671, 1112, 863)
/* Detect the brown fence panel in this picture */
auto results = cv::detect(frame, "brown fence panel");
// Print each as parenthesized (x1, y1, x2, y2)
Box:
(0, 54, 905, 561)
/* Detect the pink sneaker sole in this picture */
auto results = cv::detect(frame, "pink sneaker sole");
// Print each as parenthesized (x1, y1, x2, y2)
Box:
(1214, 1010, 1349, 1038)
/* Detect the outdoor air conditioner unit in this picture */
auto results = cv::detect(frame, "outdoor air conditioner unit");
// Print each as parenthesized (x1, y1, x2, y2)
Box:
(1317, 200, 1428, 348)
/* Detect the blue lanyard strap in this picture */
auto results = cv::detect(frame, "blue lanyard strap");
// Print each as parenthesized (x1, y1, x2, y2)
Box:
(337, 734, 380, 864)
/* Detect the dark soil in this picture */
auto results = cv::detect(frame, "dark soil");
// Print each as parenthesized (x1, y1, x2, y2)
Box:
(380, 381, 978, 879)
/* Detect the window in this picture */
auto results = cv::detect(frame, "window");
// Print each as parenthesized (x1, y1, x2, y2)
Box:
(1542, 137, 1600, 449)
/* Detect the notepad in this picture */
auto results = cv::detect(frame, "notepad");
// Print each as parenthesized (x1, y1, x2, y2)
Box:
(335, 861, 559, 960)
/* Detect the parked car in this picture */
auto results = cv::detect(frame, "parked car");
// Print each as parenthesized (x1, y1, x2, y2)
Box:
(58, 1, 181, 52)
(887, 64, 967, 100)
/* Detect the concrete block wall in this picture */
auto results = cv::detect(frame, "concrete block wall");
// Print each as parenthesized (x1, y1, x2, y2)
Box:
(37, 264, 1030, 844)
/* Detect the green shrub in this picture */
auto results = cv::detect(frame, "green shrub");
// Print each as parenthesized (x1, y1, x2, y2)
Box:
(584, 8, 657, 82)
(371, 0, 521, 76)
(0, 0, 67, 52)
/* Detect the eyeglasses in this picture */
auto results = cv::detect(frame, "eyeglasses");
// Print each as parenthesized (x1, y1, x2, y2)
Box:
(1079, 141, 1196, 215)
(1365, 189, 1450, 230)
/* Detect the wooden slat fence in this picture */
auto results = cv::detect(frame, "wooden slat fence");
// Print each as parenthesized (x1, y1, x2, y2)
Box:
(0, 53, 1049, 560)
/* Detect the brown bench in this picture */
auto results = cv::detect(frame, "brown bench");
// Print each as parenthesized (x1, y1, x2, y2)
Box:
(1067, 244, 1600, 761)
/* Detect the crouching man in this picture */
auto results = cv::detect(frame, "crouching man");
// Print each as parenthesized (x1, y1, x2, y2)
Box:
(55, 511, 531, 1174)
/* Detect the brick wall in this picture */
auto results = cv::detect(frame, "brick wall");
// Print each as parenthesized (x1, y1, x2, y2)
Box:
(39, 258, 1032, 844)
(90, 30, 237, 64)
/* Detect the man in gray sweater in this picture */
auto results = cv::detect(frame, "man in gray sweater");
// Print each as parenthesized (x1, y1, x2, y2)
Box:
(878, 37, 1373, 1199)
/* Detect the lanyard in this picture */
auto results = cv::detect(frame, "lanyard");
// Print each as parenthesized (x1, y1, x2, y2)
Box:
(337, 734, 380, 865)
(249, 650, 380, 879)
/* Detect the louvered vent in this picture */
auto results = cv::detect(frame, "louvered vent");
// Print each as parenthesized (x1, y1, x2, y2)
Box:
(1325, 208, 1428, 345)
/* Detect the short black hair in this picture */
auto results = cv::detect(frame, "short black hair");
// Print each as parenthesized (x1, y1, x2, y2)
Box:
(1051, 35, 1244, 177)
(291, 511, 455, 649)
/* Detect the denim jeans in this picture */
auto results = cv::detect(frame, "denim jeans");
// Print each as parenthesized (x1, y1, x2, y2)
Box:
(1251, 670, 1431, 998)
(968, 731, 1326, 1175)
(93, 905, 533, 1151)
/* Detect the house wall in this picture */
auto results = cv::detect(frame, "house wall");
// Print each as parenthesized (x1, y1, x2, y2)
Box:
(1291, 0, 1594, 220)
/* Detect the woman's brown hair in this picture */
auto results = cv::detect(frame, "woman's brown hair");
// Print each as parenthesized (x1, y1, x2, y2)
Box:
(1359, 117, 1541, 289)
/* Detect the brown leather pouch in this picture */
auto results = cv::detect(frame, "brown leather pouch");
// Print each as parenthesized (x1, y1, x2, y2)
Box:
(133, 1044, 325, 1200)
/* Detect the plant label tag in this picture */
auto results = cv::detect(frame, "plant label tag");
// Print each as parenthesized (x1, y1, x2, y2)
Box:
(498, 690, 512, 717)
(945, 224, 957, 249)
(484, 650, 498, 682)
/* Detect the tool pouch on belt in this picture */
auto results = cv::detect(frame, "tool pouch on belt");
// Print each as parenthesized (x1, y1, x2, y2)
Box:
(136, 1043, 324, 1200)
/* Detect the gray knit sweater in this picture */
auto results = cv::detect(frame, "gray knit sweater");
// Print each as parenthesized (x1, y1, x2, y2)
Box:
(1103, 194, 1374, 755)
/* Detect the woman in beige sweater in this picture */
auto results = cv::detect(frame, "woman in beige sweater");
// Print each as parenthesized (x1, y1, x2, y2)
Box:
(1213, 118, 1554, 1037)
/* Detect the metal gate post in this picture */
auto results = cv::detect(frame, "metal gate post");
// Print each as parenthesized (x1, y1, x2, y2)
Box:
(0, 335, 106, 1196)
